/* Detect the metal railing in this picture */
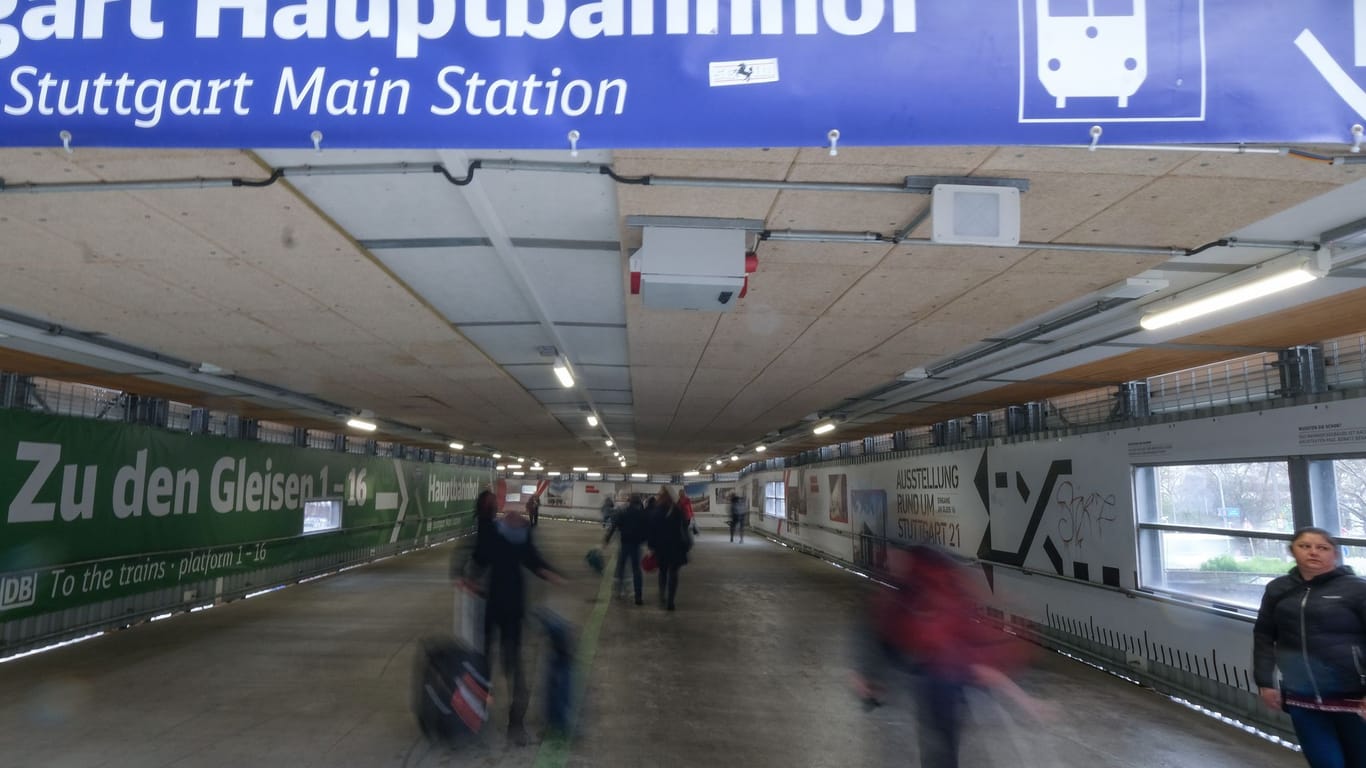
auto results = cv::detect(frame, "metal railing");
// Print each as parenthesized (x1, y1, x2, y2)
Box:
(739, 331, 1366, 476)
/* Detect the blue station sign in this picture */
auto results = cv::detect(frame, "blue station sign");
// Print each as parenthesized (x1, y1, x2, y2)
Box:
(0, 1, 1364, 149)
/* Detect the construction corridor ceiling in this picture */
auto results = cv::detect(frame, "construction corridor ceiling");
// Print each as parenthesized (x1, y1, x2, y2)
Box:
(2, 145, 1366, 473)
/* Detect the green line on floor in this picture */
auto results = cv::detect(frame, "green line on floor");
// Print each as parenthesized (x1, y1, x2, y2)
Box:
(533, 549, 616, 768)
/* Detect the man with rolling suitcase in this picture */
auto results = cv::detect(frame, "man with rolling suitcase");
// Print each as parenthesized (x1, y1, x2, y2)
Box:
(470, 505, 563, 746)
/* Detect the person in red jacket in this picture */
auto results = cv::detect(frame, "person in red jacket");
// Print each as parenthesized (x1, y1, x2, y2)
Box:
(678, 491, 700, 539)
(855, 544, 1045, 767)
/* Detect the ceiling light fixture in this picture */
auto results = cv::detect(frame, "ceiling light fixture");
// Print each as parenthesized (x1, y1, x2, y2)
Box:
(492, 452, 502, 459)
(587, 414, 599, 427)
(449, 442, 464, 451)
(632, 473, 648, 479)
(756, 445, 767, 453)
(346, 418, 377, 432)
(572, 466, 589, 472)
(684, 470, 700, 477)
(496, 464, 507, 471)
(605, 439, 614, 447)
(730, 454, 739, 461)
(1139, 253, 1329, 331)
(553, 356, 575, 388)
(705, 464, 712, 470)
(813, 422, 837, 435)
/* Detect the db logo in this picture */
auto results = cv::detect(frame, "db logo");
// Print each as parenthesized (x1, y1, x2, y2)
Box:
(0, 573, 37, 611)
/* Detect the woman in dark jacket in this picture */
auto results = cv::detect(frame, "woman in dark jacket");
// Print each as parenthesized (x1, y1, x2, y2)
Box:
(1254, 527, 1366, 767)
(648, 486, 691, 611)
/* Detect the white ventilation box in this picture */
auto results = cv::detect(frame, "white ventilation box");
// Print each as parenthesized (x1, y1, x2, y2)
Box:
(638, 226, 746, 311)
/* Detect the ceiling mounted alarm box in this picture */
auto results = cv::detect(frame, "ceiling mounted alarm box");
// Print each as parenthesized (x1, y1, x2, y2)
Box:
(638, 226, 747, 311)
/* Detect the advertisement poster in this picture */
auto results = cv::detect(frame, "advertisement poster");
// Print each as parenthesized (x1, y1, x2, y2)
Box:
(546, 478, 574, 508)
(828, 474, 849, 523)
(684, 481, 710, 513)
(851, 489, 887, 570)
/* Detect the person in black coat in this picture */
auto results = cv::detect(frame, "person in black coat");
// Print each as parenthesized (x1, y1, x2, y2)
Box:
(648, 486, 691, 611)
(1254, 527, 1366, 768)
(604, 494, 648, 604)
(463, 504, 563, 746)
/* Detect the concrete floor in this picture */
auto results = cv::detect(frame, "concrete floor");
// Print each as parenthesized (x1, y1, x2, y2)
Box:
(0, 520, 1302, 767)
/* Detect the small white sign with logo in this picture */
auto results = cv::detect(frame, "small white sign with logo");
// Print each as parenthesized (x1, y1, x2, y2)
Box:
(710, 58, 780, 87)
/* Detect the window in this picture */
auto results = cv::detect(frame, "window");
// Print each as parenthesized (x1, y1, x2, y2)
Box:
(764, 481, 785, 517)
(1312, 457, 1366, 573)
(1136, 461, 1294, 608)
(521, 484, 538, 495)
(302, 498, 343, 534)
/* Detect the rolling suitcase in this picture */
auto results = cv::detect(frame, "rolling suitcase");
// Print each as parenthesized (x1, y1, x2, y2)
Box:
(412, 581, 491, 743)
(412, 635, 492, 743)
(537, 608, 575, 736)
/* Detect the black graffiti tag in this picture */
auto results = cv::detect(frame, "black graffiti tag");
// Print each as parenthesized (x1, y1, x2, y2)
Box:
(1054, 480, 1117, 550)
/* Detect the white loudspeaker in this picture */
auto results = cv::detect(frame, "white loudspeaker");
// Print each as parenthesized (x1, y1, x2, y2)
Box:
(930, 184, 1021, 246)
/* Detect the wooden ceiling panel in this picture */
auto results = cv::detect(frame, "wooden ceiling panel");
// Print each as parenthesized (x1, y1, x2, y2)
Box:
(1019, 172, 1153, 242)
(791, 146, 994, 177)
(741, 262, 862, 315)
(713, 310, 813, 348)
(978, 146, 1188, 176)
(754, 239, 892, 268)
(882, 243, 1030, 273)
(612, 148, 799, 178)
(827, 266, 986, 321)
(792, 315, 917, 351)
(616, 184, 778, 221)
(1063, 176, 1339, 246)
(769, 189, 921, 234)
(1172, 151, 1366, 185)
(0, 148, 258, 185)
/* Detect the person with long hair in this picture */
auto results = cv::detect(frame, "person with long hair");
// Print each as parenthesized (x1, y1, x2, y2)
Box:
(1254, 527, 1366, 767)
(648, 486, 691, 611)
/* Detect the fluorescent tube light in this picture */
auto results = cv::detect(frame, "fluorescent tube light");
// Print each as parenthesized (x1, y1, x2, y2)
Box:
(813, 422, 837, 435)
(586, 472, 601, 479)
(1140, 262, 1323, 331)
(573, 466, 589, 472)
(549, 471, 561, 477)
(553, 357, 575, 388)
(705, 464, 712, 470)
(684, 470, 700, 477)
(756, 445, 767, 453)
(632, 473, 648, 479)
(496, 465, 507, 471)
(507, 464, 523, 470)
(587, 414, 599, 427)
(492, 452, 502, 459)
(730, 455, 739, 461)
(346, 418, 377, 432)
(513, 471, 525, 477)
(449, 442, 464, 450)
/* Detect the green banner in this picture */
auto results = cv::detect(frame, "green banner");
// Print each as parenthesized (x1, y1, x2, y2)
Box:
(0, 409, 488, 621)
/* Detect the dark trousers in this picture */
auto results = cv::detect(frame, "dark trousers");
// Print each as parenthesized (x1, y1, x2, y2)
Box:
(658, 564, 681, 608)
(616, 543, 642, 600)
(730, 514, 745, 542)
(484, 613, 528, 729)
(1288, 705, 1366, 768)
(913, 674, 967, 768)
